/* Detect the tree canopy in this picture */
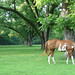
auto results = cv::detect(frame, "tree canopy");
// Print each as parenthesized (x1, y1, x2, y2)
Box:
(0, 0, 75, 48)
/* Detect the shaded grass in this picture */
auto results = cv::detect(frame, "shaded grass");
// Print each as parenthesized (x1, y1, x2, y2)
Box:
(0, 45, 75, 75)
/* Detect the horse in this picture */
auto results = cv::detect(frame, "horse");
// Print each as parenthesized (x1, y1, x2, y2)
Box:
(41, 39, 75, 64)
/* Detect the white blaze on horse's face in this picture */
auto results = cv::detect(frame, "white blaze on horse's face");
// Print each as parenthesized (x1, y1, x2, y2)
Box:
(58, 43, 67, 51)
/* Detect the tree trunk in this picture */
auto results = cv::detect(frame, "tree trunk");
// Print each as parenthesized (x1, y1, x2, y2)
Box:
(23, 40, 27, 46)
(41, 28, 50, 49)
(41, 41, 45, 49)
(60, 1, 74, 41)
(64, 27, 74, 41)
(28, 40, 32, 46)
(41, 4, 50, 49)
(40, 3, 59, 49)
(61, 0, 75, 57)
(41, 32, 45, 49)
(28, 34, 32, 46)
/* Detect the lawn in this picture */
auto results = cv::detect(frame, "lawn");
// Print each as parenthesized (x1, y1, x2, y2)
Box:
(0, 45, 75, 75)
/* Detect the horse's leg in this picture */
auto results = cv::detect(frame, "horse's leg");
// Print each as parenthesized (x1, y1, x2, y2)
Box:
(48, 50, 51, 64)
(71, 56, 74, 64)
(51, 50, 56, 64)
(66, 51, 74, 64)
(66, 53, 69, 64)
(70, 51, 74, 64)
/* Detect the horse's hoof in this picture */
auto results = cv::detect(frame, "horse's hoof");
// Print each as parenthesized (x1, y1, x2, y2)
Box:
(48, 62, 50, 64)
(66, 62, 68, 64)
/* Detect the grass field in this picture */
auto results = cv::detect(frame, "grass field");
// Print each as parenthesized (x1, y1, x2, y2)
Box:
(0, 45, 75, 75)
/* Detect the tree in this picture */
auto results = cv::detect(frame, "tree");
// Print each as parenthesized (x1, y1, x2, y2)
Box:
(0, 10, 35, 46)
(33, 0, 60, 48)
(0, 0, 37, 46)
(0, 26, 21, 45)
(57, 0, 75, 41)
(0, 0, 74, 49)
(0, 0, 59, 49)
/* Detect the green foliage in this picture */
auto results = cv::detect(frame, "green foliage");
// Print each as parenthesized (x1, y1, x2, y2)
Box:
(0, 2, 35, 42)
(0, 0, 75, 44)
(52, 0, 75, 39)
(69, 1, 75, 14)
(50, 26, 64, 40)
(32, 36, 41, 44)
(35, 0, 61, 8)
(0, 28, 21, 45)
(38, 14, 57, 30)
(0, 36, 20, 45)
(56, 14, 75, 31)
(0, 0, 60, 43)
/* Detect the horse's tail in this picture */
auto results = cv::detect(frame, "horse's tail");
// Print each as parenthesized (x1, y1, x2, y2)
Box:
(41, 41, 48, 56)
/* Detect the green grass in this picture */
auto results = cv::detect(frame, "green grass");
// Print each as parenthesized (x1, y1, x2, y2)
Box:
(0, 45, 75, 75)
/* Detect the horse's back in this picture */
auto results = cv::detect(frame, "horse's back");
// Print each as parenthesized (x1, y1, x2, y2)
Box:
(55, 39, 74, 51)
(47, 39, 58, 49)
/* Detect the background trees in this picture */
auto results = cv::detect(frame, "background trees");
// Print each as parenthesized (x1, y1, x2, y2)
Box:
(58, 0, 75, 41)
(0, 0, 75, 49)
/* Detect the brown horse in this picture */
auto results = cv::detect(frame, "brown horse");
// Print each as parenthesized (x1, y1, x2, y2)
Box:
(41, 39, 75, 64)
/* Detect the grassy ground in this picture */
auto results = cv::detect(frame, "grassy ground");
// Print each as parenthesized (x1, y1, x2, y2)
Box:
(0, 45, 75, 75)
